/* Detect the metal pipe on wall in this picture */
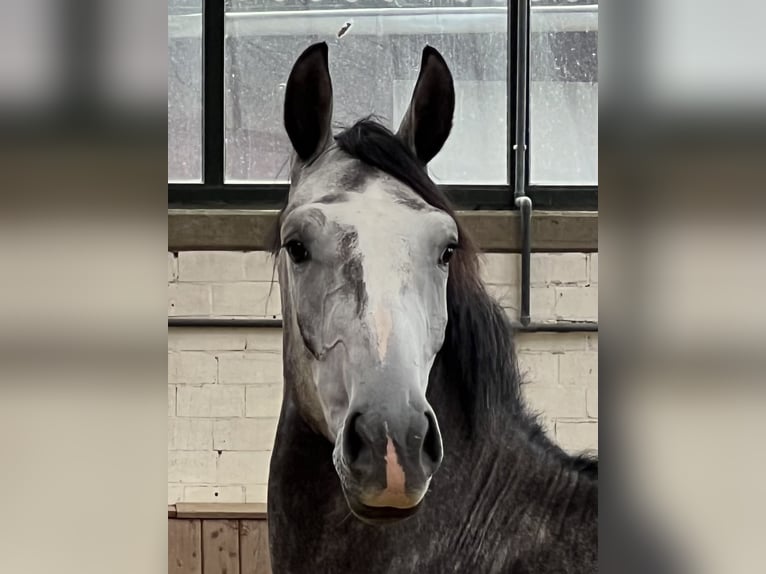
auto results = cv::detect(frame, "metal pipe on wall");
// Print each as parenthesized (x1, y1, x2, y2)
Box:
(167, 317, 597, 333)
(513, 0, 533, 327)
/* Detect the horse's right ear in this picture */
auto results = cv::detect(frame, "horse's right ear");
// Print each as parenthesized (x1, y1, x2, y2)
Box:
(396, 46, 455, 165)
(284, 42, 333, 162)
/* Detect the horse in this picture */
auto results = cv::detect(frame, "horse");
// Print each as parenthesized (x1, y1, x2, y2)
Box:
(267, 42, 598, 573)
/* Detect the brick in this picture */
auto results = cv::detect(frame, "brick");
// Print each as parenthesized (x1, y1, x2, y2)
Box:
(168, 352, 217, 385)
(217, 451, 272, 485)
(523, 385, 586, 419)
(589, 253, 598, 284)
(531, 287, 557, 321)
(480, 253, 520, 285)
(492, 286, 556, 322)
(177, 385, 245, 417)
(168, 483, 184, 504)
(212, 283, 282, 317)
(168, 418, 213, 451)
(555, 285, 598, 321)
(245, 329, 283, 352)
(244, 251, 279, 282)
(168, 253, 177, 282)
(531, 253, 588, 286)
(246, 384, 283, 418)
(168, 328, 247, 351)
(556, 421, 598, 454)
(213, 418, 278, 451)
(245, 484, 269, 503)
(184, 485, 245, 503)
(168, 283, 212, 316)
(515, 332, 588, 352)
(218, 352, 282, 385)
(558, 352, 598, 386)
(178, 251, 245, 282)
(586, 385, 598, 418)
(168, 451, 216, 483)
(168, 385, 176, 417)
(517, 352, 558, 386)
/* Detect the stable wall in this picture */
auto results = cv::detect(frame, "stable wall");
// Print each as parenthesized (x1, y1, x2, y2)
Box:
(168, 251, 598, 504)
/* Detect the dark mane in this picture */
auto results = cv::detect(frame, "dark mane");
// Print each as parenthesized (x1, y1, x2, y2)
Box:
(280, 118, 596, 475)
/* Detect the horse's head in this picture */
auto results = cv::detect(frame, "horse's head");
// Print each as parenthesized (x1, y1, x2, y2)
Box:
(278, 42, 457, 524)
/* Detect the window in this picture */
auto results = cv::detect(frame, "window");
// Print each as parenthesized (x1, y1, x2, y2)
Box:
(168, 0, 598, 208)
(224, 2, 508, 184)
(530, 1, 598, 185)
(168, 0, 203, 182)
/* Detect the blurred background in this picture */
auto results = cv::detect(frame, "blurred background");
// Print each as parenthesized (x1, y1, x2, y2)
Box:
(1, 0, 765, 572)
(0, 1, 167, 573)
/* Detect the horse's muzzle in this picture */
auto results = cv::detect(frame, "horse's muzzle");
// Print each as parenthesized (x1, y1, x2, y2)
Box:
(336, 406, 443, 522)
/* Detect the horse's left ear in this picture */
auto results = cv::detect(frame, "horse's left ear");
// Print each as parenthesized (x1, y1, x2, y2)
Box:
(396, 46, 455, 165)
(284, 42, 333, 162)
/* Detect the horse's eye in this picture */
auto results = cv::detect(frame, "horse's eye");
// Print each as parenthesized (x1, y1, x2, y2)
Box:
(440, 244, 457, 266)
(285, 240, 310, 264)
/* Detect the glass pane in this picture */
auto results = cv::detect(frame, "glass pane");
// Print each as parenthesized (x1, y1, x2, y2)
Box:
(225, 2, 508, 184)
(168, 0, 203, 182)
(529, 1, 598, 185)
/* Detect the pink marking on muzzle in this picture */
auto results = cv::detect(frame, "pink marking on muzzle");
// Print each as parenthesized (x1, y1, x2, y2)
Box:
(363, 437, 415, 509)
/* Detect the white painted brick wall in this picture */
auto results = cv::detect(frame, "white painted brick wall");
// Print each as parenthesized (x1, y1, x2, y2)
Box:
(555, 285, 598, 321)
(168, 385, 176, 417)
(213, 418, 278, 451)
(179, 251, 247, 282)
(168, 451, 217, 483)
(168, 253, 177, 282)
(184, 485, 245, 503)
(217, 451, 272, 485)
(176, 385, 245, 418)
(168, 418, 213, 451)
(168, 283, 212, 316)
(218, 352, 283, 385)
(168, 352, 217, 385)
(167, 251, 598, 504)
(245, 384, 283, 418)
(555, 421, 598, 454)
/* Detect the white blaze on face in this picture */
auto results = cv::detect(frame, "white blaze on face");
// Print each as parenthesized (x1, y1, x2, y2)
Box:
(329, 179, 422, 363)
(373, 304, 393, 361)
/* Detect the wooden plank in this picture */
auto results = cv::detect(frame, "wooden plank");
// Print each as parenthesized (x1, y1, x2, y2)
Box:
(169, 504, 177, 518)
(168, 519, 201, 574)
(176, 503, 268, 519)
(202, 520, 240, 574)
(169, 209, 278, 252)
(168, 209, 598, 253)
(240, 520, 272, 574)
(460, 210, 598, 252)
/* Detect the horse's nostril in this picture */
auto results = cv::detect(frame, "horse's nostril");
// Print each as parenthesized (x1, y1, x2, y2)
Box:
(422, 411, 443, 466)
(344, 412, 364, 464)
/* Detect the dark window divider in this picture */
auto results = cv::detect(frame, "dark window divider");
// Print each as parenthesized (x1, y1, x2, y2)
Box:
(203, 0, 225, 187)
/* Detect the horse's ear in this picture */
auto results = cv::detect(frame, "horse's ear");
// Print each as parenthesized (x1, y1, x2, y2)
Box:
(396, 46, 455, 165)
(284, 42, 333, 161)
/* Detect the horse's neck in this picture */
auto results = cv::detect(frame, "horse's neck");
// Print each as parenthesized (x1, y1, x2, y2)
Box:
(427, 358, 594, 530)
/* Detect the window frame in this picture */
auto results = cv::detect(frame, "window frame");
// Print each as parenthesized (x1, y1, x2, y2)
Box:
(167, 0, 597, 211)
